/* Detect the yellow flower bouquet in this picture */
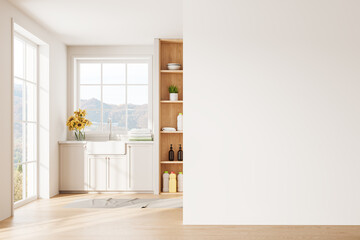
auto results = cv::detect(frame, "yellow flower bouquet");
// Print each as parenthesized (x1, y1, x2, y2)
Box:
(66, 109, 92, 141)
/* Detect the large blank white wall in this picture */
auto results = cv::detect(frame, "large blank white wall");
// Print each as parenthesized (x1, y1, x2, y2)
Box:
(183, 0, 360, 224)
(0, 0, 66, 220)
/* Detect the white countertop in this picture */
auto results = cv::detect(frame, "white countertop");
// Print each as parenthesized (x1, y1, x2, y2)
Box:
(58, 140, 154, 144)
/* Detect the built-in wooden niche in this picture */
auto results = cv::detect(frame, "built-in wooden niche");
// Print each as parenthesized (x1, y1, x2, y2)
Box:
(159, 39, 183, 195)
(160, 104, 183, 129)
(160, 73, 183, 101)
(160, 42, 183, 70)
(160, 134, 183, 162)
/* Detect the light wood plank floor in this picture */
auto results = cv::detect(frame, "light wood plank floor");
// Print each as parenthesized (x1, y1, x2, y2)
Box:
(1, 193, 360, 240)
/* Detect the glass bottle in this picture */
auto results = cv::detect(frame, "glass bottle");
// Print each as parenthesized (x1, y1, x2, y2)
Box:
(177, 144, 183, 161)
(169, 144, 174, 161)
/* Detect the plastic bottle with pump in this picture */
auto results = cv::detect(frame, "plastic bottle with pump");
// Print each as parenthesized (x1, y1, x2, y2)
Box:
(177, 113, 183, 131)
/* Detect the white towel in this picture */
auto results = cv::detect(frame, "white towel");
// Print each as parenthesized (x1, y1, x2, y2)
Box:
(129, 133, 152, 137)
(129, 129, 151, 133)
(162, 127, 176, 131)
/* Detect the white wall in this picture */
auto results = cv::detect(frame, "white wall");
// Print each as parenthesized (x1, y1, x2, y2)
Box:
(0, 0, 66, 220)
(183, 0, 360, 225)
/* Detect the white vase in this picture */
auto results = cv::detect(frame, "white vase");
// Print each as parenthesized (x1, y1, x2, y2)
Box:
(170, 93, 178, 101)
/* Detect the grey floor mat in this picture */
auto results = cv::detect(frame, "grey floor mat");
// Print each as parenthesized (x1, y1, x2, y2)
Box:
(64, 198, 182, 209)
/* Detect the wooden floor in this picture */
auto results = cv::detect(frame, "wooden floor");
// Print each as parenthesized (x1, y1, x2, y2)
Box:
(1, 193, 360, 240)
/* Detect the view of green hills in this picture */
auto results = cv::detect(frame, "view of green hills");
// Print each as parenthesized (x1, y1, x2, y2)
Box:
(80, 98, 148, 130)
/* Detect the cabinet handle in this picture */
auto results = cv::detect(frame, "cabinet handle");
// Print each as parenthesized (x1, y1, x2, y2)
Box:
(88, 158, 91, 190)
(107, 157, 110, 189)
(128, 146, 131, 189)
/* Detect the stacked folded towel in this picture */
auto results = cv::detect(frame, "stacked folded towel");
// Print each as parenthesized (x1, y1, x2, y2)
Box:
(162, 127, 176, 131)
(128, 129, 153, 141)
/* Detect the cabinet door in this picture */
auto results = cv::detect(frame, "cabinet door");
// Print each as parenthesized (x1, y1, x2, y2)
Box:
(128, 145, 153, 191)
(60, 144, 87, 191)
(88, 156, 107, 191)
(108, 155, 128, 191)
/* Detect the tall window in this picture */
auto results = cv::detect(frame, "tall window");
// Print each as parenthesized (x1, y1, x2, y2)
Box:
(77, 60, 150, 132)
(13, 34, 38, 204)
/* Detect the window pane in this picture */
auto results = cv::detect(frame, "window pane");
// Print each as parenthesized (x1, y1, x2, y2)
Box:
(14, 79, 24, 122)
(103, 63, 125, 84)
(26, 83, 37, 122)
(103, 86, 126, 130)
(26, 162, 36, 198)
(13, 122, 24, 164)
(80, 86, 101, 109)
(80, 63, 101, 84)
(14, 164, 24, 202)
(103, 86, 125, 106)
(14, 38, 24, 78)
(127, 64, 148, 84)
(127, 86, 148, 129)
(85, 109, 102, 131)
(26, 123, 37, 162)
(26, 45, 36, 82)
(127, 86, 148, 105)
(104, 108, 126, 131)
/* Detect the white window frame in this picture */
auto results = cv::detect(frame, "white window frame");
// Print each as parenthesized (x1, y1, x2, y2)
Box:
(74, 58, 153, 133)
(13, 32, 39, 209)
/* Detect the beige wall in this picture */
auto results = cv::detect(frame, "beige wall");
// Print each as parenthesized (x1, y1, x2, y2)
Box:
(183, 0, 360, 224)
(0, 0, 67, 220)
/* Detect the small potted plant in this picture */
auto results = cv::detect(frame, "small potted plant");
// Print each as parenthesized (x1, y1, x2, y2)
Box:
(66, 109, 92, 141)
(169, 85, 179, 101)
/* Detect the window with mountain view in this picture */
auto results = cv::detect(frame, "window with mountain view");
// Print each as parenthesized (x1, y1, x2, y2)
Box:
(13, 35, 38, 204)
(78, 61, 149, 132)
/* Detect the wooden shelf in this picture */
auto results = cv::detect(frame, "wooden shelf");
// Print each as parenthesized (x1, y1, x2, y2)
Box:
(160, 70, 183, 74)
(160, 192, 183, 195)
(160, 39, 183, 44)
(160, 100, 183, 104)
(161, 161, 183, 164)
(161, 131, 183, 134)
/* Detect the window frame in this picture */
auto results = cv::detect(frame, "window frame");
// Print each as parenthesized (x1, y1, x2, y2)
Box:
(74, 58, 153, 133)
(13, 32, 39, 208)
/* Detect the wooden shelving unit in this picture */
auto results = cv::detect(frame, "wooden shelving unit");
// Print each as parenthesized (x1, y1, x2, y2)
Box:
(161, 161, 183, 164)
(160, 100, 183, 104)
(160, 192, 183, 195)
(160, 70, 183, 74)
(160, 131, 183, 134)
(159, 39, 183, 194)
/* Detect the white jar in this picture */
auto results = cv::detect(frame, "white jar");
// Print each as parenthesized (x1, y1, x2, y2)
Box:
(170, 93, 178, 101)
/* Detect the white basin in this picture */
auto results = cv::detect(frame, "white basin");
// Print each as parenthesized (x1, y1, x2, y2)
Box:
(86, 141, 126, 155)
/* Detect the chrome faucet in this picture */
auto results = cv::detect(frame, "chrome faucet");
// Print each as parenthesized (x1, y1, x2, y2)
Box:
(108, 118, 112, 140)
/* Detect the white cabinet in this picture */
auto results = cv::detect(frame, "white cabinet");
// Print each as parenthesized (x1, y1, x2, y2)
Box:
(128, 145, 153, 191)
(108, 156, 128, 191)
(88, 156, 107, 191)
(88, 155, 128, 191)
(59, 142, 88, 191)
(59, 141, 153, 192)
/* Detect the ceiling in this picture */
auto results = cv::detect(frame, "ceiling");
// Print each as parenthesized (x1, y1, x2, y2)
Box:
(9, 0, 183, 45)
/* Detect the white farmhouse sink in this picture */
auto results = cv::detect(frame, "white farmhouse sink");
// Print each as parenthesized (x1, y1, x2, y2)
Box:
(86, 141, 126, 155)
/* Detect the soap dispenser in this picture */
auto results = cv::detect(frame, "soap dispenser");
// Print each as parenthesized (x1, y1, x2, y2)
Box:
(177, 144, 183, 161)
(169, 144, 174, 161)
